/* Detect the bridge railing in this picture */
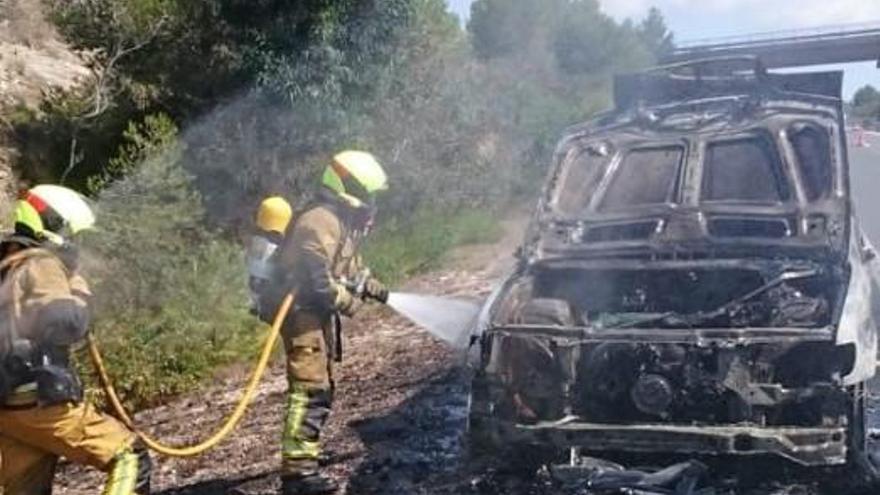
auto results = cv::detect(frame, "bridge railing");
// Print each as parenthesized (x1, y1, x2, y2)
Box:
(676, 21, 880, 51)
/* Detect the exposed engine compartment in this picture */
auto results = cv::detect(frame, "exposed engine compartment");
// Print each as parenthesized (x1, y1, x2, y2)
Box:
(478, 263, 853, 430)
(573, 341, 849, 425)
(500, 264, 839, 330)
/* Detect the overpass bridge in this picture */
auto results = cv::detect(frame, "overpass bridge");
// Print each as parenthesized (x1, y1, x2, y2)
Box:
(663, 22, 880, 68)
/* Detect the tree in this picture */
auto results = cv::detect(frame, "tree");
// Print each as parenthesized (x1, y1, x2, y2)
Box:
(851, 85, 880, 120)
(637, 7, 674, 59)
(81, 112, 258, 407)
(552, 0, 652, 75)
(468, 0, 558, 59)
(468, 0, 659, 74)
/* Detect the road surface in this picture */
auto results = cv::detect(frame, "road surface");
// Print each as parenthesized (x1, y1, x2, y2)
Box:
(851, 132, 880, 245)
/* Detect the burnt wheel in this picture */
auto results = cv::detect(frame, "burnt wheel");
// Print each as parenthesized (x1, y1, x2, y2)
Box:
(837, 381, 880, 492)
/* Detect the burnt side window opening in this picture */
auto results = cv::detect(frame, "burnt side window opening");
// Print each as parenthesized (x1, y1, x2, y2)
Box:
(789, 125, 832, 201)
(598, 146, 683, 210)
(554, 147, 612, 215)
(703, 137, 790, 202)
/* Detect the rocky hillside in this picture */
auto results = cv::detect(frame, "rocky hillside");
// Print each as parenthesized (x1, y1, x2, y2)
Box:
(0, 0, 90, 218)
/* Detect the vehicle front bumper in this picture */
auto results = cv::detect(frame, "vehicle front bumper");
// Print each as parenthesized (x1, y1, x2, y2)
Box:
(486, 417, 848, 467)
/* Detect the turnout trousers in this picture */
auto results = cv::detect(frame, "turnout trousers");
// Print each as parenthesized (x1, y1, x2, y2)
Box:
(0, 397, 151, 495)
(281, 310, 335, 477)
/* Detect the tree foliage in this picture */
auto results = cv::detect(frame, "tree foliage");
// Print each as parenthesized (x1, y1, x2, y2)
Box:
(638, 7, 675, 59)
(30, 0, 674, 223)
(468, 0, 670, 74)
(79, 113, 258, 406)
(850, 85, 880, 121)
(468, 0, 552, 60)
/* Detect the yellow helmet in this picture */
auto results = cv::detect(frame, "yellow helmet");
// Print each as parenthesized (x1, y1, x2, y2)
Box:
(256, 196, 293, 235)
(321, 150, 388, 208)
(13, 185, 95, 246)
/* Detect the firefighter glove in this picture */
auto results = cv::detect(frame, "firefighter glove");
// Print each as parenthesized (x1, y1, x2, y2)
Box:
(333, 284, 362, 317)
(363, 277, 389, 304)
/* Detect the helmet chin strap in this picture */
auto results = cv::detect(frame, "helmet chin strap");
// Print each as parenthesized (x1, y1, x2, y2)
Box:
(337, 193, 364, 209)
(42, 231, 66, 247)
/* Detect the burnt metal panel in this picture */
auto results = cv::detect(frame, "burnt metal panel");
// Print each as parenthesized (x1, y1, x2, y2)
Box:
(510, 421, 847, 466)
(486, 326, 835, 346)
(614, 70, 843, 110)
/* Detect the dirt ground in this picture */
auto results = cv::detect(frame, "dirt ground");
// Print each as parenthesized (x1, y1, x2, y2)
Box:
(56, 215, 880, 495)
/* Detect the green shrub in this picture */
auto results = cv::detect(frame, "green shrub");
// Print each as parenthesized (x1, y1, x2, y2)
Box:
(364, 208, 504, 286)
(77, 113, 263, 409)
(80, 241, 262, 409)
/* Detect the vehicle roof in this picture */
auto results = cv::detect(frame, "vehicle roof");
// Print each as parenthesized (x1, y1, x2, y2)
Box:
(611, 57, 843, 112)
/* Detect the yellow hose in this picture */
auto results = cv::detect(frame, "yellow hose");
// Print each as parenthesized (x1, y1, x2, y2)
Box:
(87, 293, 295, 457)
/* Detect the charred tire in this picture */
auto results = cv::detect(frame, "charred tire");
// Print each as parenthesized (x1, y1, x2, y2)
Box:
(467, 388, 553, 473)
(517, 298, 576, 326)
(830, 382, 880, 493)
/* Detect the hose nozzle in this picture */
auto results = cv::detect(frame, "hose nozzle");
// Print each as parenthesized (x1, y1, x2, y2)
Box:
(342, 269, 371, 299)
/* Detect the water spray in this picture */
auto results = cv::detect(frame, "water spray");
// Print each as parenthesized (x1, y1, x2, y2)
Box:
(385, 292, 481, 349)
(344, 269, 481, 348)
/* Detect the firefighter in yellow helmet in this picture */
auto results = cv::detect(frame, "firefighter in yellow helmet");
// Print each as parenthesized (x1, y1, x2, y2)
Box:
(247, 196, 294, 320)
(273, 151, 389, 495)
(0, 185, 151, 495)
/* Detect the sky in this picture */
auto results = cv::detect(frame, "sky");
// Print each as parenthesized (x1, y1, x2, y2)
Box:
(446, 0, 880, 99)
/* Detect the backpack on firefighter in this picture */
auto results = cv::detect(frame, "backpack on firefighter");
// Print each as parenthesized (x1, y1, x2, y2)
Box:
(247, 196, 295, 323)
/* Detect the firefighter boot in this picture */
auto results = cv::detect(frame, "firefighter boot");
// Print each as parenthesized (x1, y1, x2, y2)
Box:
(280, 472, 338, 495)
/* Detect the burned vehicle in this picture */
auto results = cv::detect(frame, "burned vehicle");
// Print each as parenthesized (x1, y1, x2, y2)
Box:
(469, 59, 880, 474)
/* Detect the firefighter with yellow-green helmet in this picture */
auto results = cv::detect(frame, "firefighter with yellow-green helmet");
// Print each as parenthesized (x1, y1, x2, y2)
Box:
(0, 185, 151, 494)
(267, 150, 390, 495)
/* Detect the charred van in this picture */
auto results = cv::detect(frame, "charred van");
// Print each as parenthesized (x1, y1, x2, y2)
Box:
(468, 58, 880, 477)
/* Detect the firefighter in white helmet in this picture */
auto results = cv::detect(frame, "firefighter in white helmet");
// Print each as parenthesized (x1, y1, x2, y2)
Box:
(0, 185, 151, 495)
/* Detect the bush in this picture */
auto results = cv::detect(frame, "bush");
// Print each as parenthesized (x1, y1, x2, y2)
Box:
(78, 113, 263, 409)
(364, 208, 504, 286)
(81, 241, 261, 409)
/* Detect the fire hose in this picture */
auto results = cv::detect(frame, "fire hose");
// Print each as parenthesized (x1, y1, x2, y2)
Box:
(86, 292, 295, 458)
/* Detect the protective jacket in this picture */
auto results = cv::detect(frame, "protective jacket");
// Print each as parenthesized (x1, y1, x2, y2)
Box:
(0, 245, 151, 495)
(0, 247, 89, 405)
(275, 191, 363, 315)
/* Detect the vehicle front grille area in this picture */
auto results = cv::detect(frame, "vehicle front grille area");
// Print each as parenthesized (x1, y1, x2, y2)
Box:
(480, 336, 851, 430)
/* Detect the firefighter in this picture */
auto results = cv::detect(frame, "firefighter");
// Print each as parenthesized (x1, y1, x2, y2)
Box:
(274, 151, 389, 495)
(0, 185, 151, 495)
(247, 196, 294, 320)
